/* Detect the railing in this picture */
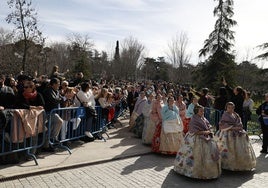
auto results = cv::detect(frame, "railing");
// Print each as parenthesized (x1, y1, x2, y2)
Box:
(204, 107, 223, 132)
(0, 100, 128, 165)
(0, 109, 46, 165)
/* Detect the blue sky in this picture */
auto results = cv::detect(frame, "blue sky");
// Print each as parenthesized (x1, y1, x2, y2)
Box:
(0, 0, 267, 68)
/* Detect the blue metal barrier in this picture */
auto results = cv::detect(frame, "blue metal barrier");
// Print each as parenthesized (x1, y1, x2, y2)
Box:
(0, 109, 46, 165)
(47, 101, 127, 154)
(47, 107, 86, 154)
(204, 107, 223, 132)
(47, 106, 109, 153)
(91, 106, 109, 140)
(115, 99, 128, 119)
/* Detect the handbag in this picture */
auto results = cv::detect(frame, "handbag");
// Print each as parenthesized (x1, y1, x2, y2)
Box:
(76, 95, 97, 118)
(163, 118, 183, 133)
(85, 106, 98, 118)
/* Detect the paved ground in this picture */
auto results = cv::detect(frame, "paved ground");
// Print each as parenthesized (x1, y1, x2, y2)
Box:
(0, 118, 268, 187)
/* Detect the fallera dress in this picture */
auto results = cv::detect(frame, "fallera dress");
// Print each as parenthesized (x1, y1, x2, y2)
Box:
(174, 114, 221, 179)
(215, 111, 256, 171)
(152, 104, 184, 155)
(142, 99, 155, 144)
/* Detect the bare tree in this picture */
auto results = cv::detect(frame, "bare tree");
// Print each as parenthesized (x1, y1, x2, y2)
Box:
(0, 27, 15, 74)
(166, 32, 191, 68)
(6, 0, 44, 72)
(48, 42, 69, 72)
(120, 36, 145, 80)
(66, 33, 95, 79)
(66, 33, 94, 52)
(166, 32, 191, 82)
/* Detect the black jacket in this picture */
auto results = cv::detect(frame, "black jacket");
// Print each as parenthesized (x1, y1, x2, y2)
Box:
(43, 87, 61, 112)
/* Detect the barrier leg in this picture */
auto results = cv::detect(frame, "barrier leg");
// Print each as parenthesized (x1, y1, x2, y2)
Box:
(97, 132, 107, 142)
(56, 143, 72, 154)
(26, 150, 38, 165)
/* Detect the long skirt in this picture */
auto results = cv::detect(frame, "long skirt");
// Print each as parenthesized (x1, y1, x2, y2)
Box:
(128, 112, 138, 130)
(215, 130, 256, 171)
(151, 123, 184, 155)
(174, 133, 221, 179)
(132, 114, 144, 138)
(142, 117, 156, 145)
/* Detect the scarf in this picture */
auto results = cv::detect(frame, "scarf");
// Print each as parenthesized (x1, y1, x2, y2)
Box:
(23, 90, 38, 103)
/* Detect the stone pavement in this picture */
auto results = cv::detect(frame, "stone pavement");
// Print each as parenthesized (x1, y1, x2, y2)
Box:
(0, 118, 268, 187)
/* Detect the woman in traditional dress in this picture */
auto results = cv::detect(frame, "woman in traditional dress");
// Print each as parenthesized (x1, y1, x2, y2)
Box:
(183, 96, 198, 135)
(175, 94, 187, 134)
(215, 102, 256, 171)
(152, 96, 183, 154)
(150, 93, 164, 151)
(174, 104, 221, 179)
(142, 92, 156, 144)
(128, 91, 147, 130)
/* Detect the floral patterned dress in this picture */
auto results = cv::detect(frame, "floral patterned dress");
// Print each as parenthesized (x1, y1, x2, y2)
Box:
(215, 111, 256, 171)
(174, 114, 221, 179)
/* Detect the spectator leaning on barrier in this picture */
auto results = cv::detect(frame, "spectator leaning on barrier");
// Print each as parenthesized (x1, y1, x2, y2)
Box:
(74, 82, 95, 141)
(42, 78, 64, 151)
(15, 80, 45, 110)
(15, 80, 45, 155)
(256, 93, 268, 154)
(60, 87, 81, 141)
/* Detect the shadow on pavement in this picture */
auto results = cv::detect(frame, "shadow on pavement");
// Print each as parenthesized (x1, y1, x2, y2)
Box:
(161, 168, 255, 188)
(121, 154, 175, 175)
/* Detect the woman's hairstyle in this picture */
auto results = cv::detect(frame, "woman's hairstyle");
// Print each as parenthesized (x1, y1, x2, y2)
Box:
(50, 78, 60, 86)
(167, 96, 175, 103)
(107, 92, 114, 99)
(219, 87, 227, 96)
(61, 80, 69, 87)
(202, 88, 209, 95)
(80, 82, 90, 92)
(65, 87, 75, 94)
(99, 88, 108, 98)
(52, 65, 59, 72)
(236, 86, 245, 97)
(193, 104, 204, 114)
(225, 101, 235, 110)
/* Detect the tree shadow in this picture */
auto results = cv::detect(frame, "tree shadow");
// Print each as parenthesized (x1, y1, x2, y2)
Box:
(161, 168, 255, 188)
(120, 154, 175, 175)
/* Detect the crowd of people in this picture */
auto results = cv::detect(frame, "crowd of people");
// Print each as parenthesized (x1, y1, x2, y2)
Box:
(0, 67, 128, 155)
(127, 78, 268, 179)
(0, 66, 267, 180)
